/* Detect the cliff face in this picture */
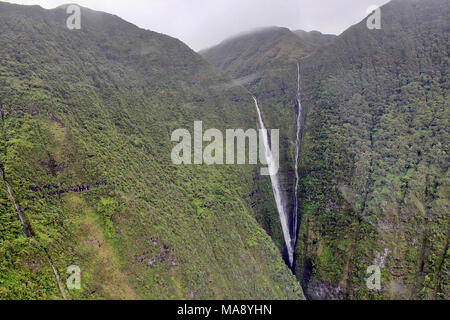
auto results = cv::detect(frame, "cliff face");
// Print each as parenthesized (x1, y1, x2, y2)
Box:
(201, 27, 325, 257)
(297, 0, 449, 300)
(202, 0, 449, 300)
(1, 0, 448, 300)
(293, 30, 337, 48)
(0, 2, 304, 299)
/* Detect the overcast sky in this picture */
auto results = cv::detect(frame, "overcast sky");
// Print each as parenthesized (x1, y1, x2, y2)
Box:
(8, 0, 391, 51)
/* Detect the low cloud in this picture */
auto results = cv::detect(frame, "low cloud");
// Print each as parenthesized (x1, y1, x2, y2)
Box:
(10, 0, 391, 51)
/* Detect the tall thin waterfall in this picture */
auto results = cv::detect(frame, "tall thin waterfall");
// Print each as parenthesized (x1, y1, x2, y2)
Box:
(292, 62, 302, 248)
(1, 168, 28, 237)
(253, 96, 294, 267)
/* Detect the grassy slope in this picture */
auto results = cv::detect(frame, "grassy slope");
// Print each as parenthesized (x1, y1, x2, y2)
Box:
(0, 2, 304, 299)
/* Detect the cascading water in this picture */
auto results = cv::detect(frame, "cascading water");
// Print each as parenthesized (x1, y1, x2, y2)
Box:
(251, 63, 303, 269)
(253, 96, 294, 267)
(292, 62, 302, 249)
(1, 168, 28, 236)
(1, 167, 66, 298)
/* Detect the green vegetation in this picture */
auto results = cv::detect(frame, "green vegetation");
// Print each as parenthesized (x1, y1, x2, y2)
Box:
(296, 0, 449, 299)
(0, 2, 303, 299)
(293, 30, 336, 48)
(202, 0, 449, 300)
(1, 0, 448, 301)
(201, 27, 324, 252)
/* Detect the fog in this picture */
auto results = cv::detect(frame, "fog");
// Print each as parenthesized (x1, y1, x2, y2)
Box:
(8, 0, 390, 51)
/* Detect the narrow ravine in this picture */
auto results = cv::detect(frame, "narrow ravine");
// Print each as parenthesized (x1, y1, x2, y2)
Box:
(251, 63, 303, 270)
(253, 96, 294, 267)
(0, 167, 67, 299)
(47, 251, 67, 300)
(0, 167, 29, 237)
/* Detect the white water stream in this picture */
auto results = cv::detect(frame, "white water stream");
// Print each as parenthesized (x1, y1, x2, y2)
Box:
(292, 62, 302, 248)
(253, 96, 294, 267)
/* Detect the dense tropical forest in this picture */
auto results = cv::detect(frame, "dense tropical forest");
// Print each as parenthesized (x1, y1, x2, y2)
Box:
(0, 2, 303, 299)
(202, 0, 449, 299)
(0, 0, 448, 300)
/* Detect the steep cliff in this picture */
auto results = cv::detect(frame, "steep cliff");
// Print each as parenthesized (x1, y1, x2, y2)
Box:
(0, 2, 304, 299)
(202, 0, 449, 299)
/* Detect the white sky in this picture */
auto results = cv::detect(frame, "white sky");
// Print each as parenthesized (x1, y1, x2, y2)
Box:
(6, 0, 391, 51)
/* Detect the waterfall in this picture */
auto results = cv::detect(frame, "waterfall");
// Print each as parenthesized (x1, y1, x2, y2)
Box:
(1, 167, 66, 298)
(253, 96, 294, 267)
(1, 168, 28, 237)
(250, 63, 303, 269)
(292, 62, 302, 248)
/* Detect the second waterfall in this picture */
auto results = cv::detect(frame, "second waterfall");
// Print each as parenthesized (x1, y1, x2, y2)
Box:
(292, 62, 302, 252)
(251, 63, 303, 270)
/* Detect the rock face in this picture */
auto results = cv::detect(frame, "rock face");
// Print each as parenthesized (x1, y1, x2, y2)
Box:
(201, 26, 325, 258)
(202, 0, 449, 300)
(296, 0, 449, 300)
(0, 2, 304, 299)
(0, 0, 448, 300)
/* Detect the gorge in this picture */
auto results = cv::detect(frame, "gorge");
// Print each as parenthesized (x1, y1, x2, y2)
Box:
(253, 96, 294, 267)
(0, 0, 448, 300)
